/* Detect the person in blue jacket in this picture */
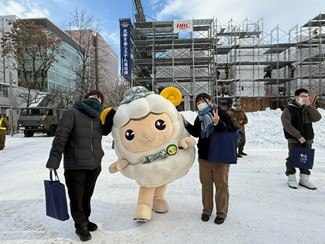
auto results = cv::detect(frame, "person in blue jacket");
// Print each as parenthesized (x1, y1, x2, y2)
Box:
(182, 93, 236, 225)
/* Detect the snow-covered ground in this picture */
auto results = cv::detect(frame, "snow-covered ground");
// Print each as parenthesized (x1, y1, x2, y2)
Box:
(1, 108, 325, 244)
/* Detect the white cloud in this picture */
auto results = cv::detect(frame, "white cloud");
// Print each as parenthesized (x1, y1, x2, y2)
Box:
(154, 0, 325, 33)
(0, 0, 50, 18)
(101, 30, 119, 46)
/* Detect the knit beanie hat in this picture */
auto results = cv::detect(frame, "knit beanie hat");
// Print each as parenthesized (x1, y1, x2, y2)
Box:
(120, 86, 154, 105)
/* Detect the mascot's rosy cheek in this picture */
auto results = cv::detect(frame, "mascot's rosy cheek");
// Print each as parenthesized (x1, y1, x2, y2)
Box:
(108, 86, 196, 222)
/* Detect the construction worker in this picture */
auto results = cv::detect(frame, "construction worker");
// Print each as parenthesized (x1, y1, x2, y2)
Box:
(289, 64, 296, 78)
(264, 66, 272, 79)
(0, 115, 10, 150)
(228, 101, 248, 156)
(225, 64, 230, 79)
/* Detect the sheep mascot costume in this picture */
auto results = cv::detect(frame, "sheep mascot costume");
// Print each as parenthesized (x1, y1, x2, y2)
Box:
(108, 86, 196, 222)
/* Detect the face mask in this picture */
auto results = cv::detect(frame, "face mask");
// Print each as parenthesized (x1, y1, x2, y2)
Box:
(197, 103, 209, 111)
(297, 97, 305, 106)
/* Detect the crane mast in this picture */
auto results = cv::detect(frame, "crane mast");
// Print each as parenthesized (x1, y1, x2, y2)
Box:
(133, 0, 146, 22)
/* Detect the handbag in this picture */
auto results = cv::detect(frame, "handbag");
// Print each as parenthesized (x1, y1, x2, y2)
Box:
(291, 147, 315, 169)
(208, 131, 238, 164)
(44, 170, 70, 221)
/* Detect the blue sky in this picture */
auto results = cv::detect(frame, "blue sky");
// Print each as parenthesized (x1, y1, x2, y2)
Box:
(1, 0, 324, 59)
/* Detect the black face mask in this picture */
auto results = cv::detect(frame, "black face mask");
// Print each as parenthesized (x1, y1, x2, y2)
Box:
(88, 97, 101, 104)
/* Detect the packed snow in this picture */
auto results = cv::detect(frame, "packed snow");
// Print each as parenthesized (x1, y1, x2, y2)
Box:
(0, 108, 325, 244)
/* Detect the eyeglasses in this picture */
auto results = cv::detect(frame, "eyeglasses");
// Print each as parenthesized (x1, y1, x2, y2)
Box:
(299, 95, 309, 99)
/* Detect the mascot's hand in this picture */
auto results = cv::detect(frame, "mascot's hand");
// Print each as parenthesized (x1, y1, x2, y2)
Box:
(109, 159, 130, 173)
(178, 136, 196, 149)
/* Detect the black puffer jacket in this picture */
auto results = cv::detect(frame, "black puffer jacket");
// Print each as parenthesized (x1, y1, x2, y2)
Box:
(46, 100, 111, 170)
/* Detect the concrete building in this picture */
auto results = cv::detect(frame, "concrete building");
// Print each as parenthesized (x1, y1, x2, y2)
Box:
(0, 16, 85, 116)
(65, 30, 118, 96)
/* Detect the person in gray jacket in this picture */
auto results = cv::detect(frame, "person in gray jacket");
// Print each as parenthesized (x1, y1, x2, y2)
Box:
(281, 88, 321, 190)
(46, 90, 115, 242)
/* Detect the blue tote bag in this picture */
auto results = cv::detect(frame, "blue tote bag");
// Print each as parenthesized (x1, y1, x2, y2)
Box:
(291, 147, 315, 169)
(44, 170, 70, 221)
(208, 132, 238, 164)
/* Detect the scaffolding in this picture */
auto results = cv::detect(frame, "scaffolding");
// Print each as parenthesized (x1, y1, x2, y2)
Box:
(130, 13, 325, 111)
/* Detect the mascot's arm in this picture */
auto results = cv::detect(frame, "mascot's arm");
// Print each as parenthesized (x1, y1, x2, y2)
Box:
(101, 108, 116, 136)
(178, 136, 196, 149)
(109, 159, 130, 173)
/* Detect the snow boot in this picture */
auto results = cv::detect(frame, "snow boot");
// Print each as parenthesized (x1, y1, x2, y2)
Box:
(75, 222, 91, 242)
(287, 174, 298, 189)
(299, 173, 317, 190)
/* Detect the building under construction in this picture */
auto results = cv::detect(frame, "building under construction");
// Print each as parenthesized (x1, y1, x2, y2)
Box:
(121, 1, 325, 111)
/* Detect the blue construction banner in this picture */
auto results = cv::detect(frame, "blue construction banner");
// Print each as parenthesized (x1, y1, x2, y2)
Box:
(120, 18, 132, 78)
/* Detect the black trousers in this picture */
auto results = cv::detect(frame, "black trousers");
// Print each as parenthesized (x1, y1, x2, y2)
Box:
(64, 166, 101, 225)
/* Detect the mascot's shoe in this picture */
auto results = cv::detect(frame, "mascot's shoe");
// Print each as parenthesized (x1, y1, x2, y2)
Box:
(75, 223, 91, 242)
(299, 173, 317, 190)
(152, 198, 169, 213)
(133, 204, 152, 222)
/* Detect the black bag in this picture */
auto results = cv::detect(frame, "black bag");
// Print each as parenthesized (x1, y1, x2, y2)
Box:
(44, 170, 69, 221)
(208, 131, 238, 164)
(291, 147, 315, 169)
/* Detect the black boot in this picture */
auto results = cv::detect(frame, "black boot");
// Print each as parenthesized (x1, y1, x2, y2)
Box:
(214, 216, 225, 225)
(87, 221, 98, 231)
(75, 222, 91, 242)
(201, 213, 210, 222)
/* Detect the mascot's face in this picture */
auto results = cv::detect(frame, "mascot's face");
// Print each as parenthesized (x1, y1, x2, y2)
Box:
(119, 113, 173, 153)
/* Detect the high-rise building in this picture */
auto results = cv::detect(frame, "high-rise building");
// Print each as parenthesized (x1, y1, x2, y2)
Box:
(65, 30, 118, 94)
(0, 16, 85, 114)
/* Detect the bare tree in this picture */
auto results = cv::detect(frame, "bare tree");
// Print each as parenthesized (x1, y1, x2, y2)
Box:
(1, 19, 64, 107)
(102, 77, 129, 108)
(65, 8, 102, 99)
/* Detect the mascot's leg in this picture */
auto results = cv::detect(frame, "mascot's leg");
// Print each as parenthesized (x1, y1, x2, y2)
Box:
(152, 184, 169, 213)
(133, 186, 155, 222)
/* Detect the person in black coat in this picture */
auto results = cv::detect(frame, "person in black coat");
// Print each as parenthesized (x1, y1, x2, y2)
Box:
(182, 93, 236, 225)
(46, 90, 115, 242)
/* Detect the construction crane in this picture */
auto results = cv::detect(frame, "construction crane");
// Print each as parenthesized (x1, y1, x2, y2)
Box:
(133, 0, 146, 23)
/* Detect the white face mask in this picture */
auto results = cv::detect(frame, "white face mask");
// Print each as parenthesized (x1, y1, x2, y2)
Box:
(297, 97, 305, 106)
(197, 103, 209, 111)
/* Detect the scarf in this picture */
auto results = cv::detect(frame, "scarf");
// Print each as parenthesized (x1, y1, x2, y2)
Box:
(198, 105, 214, 138)
(80, 98, 103, 118)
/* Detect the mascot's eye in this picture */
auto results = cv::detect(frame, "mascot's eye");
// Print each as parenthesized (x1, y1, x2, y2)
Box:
(125, 129, 135, 141)
(155, 119, 166, 130)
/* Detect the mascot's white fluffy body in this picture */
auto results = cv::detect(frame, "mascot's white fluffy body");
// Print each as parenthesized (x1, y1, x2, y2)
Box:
(109, 86, 196, 221)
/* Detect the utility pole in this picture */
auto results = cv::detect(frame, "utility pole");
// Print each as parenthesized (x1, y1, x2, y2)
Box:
(9, 71, 14, 136)
(1, 17, 6, 87)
